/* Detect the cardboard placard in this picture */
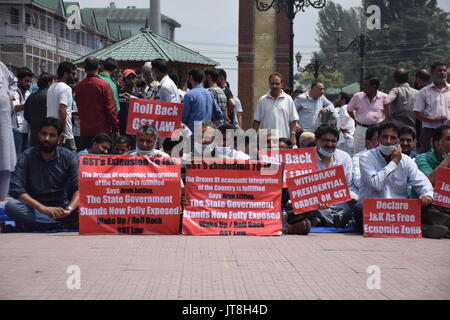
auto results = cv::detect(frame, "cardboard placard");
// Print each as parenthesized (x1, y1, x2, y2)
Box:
(432, 166, 450, 208)
(363, 199, 421, 238)
(182, 160, 283, 236)
(126, 97, 183, 138)
(286, 165, 350, 214)
(79, 155, 181, 235)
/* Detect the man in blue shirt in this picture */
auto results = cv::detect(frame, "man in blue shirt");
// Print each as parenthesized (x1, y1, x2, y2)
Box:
(182, 68, 223, 150)
(6, 117, 79, 231)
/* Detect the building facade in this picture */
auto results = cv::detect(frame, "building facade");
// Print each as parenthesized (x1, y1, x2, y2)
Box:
(0, 0, 180, 77)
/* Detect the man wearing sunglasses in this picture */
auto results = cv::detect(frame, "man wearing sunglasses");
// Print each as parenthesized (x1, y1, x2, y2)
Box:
(46, 62, 78, 152)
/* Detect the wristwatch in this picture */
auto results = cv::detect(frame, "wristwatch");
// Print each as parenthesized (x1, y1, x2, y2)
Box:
(65, 205, 72, 212)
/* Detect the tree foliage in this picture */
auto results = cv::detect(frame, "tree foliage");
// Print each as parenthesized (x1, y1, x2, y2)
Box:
(315, 0, 450, 91)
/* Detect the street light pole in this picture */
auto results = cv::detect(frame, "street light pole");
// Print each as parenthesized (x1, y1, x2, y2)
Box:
(255, 0, 326, 89)
(336, 25, 389, 88)
(295, 52, 337, 80)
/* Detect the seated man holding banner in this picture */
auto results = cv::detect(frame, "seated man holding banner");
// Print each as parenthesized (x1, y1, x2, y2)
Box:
(415, 124, 450, 238)
(287, 125, 358, 230)
(126, 124, 169, 157)
(5, 117, 79, 231)
(354, 122, 437, 237)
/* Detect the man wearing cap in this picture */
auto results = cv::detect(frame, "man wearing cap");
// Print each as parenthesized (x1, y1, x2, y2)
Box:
(75, 57, 119, 150)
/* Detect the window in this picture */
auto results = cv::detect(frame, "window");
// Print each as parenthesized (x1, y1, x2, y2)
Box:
(40, 14, 45, 31)
(47, 17, 52, 34)
(10, 7, 19, 25)
(25, 13, 31, 26)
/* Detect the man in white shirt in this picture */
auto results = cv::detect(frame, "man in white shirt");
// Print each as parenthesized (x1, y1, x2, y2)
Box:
(215, 123, 250, 160)
(11, 67, 32, 156)
(253, 73, 299, 144)
(294, 81, 337, 134)
(413, 62, 449, 153)
(46, 62, 77, 152)
(151, 59, 181, 103)
(352, 125, 380, 190)
(335, 92, 355, 155)
(354, 122, 434, 232)
(288, 125, 359, 229)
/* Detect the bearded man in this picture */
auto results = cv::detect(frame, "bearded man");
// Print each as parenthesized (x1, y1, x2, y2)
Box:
(5, 117, 79, 231)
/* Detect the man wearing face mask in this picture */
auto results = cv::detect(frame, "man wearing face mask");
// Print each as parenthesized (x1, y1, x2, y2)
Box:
(5, 117, 79, 231)
(355, 122, 434, 234)
(126, 124, 169, 157)
(288, 126, 358, 229)
(415, 124, 450, 238)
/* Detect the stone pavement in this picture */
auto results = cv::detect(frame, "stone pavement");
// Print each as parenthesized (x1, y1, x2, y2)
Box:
(0, 232, 449, 300)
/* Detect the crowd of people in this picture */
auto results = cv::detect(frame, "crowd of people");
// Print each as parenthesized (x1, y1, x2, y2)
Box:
(0, 57, 449, 239)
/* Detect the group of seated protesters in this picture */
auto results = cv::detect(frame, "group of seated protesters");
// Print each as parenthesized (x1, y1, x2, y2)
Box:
(4, 116, 450, 239)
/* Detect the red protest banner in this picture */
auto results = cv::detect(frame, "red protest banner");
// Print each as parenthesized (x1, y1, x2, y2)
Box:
(126, 97, 183, 138)
(79, 155, 181, 235)
(363, 199, 421, 238)
(433, 167, 450, 209)
(182, 159, 283, 236)
(286, 165, 350, 214)
(259, 147, 318, 187)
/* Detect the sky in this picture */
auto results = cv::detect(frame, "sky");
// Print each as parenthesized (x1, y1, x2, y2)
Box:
(75, 0, 450, 95)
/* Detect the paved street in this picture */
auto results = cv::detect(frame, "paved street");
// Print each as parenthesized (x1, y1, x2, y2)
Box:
(0, 232, 449, 300)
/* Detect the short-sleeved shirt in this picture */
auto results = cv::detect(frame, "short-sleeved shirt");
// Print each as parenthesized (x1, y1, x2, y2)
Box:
(208, 86, 227, 113)
(155, 75, 181, 103)
(253, 91, 299, 139)
(385, 83, 418, 129)
(9, 146, 78, 206)
(295, 91, 336, 133)
(47, 82, 74, 140)
(413, 82, 450, 129)
(347, 91, 388, 125)
(11, 89, 30, 133)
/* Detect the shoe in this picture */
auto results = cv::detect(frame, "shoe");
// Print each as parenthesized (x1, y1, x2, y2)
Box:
(333, 214, 345, 228)
(287, 218, 311, 235)
(422, 225, 448, 239)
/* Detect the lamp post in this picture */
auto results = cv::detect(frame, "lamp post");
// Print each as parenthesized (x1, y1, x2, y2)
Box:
(255, 0, 326, 89)
(335, 25, 389, 88)
(295, 52, 337, 80)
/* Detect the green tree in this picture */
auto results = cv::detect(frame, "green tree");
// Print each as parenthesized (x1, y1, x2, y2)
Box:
(315, 0, 450, 91)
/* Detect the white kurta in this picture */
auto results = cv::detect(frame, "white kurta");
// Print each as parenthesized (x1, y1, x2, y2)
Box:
(0, 61, 17, 172)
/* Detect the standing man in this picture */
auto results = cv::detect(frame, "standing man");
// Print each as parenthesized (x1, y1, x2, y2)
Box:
(414, 69, 431, 150)
(354, 122, 434, 236)
(294, 80, 337, 134)
(182, 68, 223, 141)
(75, 57, 119, 151)
(335, 92, 355, 155)
(5, 117, 79, 231)
(413, 62, 449, 153)
(98, 57, 120, 113)
(24, 72, 54, 147)
(141, 62, 159, 100)
(383, 68, 418, 130)
(0, 61, 17, 201)
(253, 73, 299, 145)
(217, 69, 236, 123)
(204, 68, 227, 117)
(11, 67, 33, 156)
(151, 58, 180, 103)
(347, 75, 388, 154)
(46, 62, 77, 152)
